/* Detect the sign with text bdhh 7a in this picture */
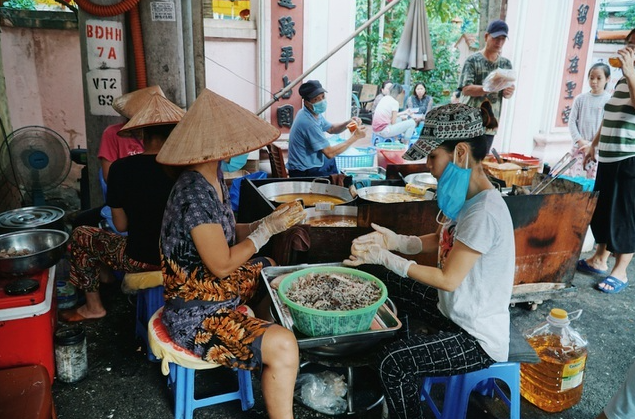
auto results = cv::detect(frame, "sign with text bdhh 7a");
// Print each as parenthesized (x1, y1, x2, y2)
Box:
(85, 19, 124, 116)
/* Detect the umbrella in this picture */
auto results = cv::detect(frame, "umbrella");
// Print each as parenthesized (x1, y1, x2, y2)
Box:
(392, 0, 435, 71)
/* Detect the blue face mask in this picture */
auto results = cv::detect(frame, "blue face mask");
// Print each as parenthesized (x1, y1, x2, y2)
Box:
(311, 99, 327, 114)
(436, 154, 471, 221)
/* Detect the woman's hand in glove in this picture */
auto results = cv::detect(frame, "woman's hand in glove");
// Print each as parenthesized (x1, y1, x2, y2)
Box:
(263, 201, 306, 235)
(248, 201, 305, 252)
(343, 242, 414, 277)
(353, 223, 422, 255)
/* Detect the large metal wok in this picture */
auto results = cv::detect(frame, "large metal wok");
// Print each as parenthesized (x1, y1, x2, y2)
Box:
(0, 229, 69, 275)
(257, 178, 355, 207)
(303, 206, 358, 227)
(352, 185, 434, 204)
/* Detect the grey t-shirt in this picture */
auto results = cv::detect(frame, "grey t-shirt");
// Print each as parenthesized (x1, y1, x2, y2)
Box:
(437, 188, 515, 361)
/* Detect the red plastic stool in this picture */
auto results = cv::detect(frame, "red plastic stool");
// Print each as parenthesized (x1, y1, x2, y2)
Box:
(0, 364, 56, 419)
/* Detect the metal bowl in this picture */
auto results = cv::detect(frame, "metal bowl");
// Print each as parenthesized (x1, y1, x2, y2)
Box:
(404, 172, 437, 188)
(0, 229, 69, 275)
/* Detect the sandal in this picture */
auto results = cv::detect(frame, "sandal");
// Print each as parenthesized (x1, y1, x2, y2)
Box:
(596, 276, 628, 294)
(576, 259, 607, 275)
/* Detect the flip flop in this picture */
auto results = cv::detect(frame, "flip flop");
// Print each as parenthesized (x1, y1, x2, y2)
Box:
(596, 276, 628, 294)
(576, 259, 607, 275)
(59, 309, 104, 323)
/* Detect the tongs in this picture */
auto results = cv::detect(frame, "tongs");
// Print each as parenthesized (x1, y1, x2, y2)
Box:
(530, 152, 577, 195)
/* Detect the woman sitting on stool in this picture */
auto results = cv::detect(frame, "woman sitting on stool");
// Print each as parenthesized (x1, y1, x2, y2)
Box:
(372, 83, 417, 145)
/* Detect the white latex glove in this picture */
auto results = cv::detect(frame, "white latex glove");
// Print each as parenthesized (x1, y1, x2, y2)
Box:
(247, 204, 306, 252)
(353, 223, 422, 255)
(343, 243, 415, 278)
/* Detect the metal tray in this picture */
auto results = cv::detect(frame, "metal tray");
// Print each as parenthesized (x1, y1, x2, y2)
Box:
(262, 263, 402, 354)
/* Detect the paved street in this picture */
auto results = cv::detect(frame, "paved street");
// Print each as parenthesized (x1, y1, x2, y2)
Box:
(51, 248, 635, 419)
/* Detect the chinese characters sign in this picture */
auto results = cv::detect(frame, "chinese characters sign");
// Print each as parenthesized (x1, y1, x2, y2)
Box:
(556, 1, 596, 126)
(270, 0, 303, 130)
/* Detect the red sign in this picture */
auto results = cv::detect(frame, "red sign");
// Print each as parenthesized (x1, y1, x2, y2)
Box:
(270, 0, 304, 132)
(555, 1, 596, 127)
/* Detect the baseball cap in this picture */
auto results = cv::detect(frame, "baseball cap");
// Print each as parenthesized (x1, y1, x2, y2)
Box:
(403, 103, 485, 161)
(299, 80, 327, 100)
(486, 20, 509, 38)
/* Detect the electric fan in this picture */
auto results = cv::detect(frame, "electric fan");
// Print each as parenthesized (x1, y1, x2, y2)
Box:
(0, 125, 71, 206)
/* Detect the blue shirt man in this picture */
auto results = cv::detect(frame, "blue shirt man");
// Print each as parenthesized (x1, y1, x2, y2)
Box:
(287, 80, 365, 177)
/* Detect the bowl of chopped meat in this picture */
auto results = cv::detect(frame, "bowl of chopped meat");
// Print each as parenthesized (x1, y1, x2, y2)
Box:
(277, 266, 387, 337)
(0, 229, 69, 275)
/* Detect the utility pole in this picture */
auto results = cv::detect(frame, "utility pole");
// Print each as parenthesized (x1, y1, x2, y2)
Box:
(77, 0, 128, 208)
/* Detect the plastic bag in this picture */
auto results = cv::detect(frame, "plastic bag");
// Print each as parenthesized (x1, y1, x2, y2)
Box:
(483, 68, 517, 93)
(295, 371, 348, 415)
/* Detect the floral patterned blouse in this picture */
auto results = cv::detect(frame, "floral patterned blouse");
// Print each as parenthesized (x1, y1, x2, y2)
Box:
(160, 170, 245, 305)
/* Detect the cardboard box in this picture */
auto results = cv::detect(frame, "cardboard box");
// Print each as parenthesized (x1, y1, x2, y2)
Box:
(0, 267, 56, 382)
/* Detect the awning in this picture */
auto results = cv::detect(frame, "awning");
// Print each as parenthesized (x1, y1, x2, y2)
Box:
(392, 0, 435, 71)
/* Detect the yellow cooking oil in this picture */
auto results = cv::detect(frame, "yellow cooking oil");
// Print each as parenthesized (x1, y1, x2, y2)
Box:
(520, 308, 587, 412)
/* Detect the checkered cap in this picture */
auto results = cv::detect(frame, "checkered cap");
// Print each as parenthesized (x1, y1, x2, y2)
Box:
(404, 103, 485, 160)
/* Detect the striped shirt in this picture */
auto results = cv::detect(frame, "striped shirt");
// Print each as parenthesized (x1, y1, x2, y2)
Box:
(599, 77, 635, 162)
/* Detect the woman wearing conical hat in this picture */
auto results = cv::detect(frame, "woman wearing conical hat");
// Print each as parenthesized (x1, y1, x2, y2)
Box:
(61, 94, 184, 322)
(157, 89, 305, 419)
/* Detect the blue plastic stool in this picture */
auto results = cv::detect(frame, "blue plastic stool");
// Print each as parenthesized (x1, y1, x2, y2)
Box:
(136, 285, 165, 362)
(123, 271, 165, 362)
(148, 307, 255, 419)
(420, 362, 520, 419)
(372, 132, 404, 146)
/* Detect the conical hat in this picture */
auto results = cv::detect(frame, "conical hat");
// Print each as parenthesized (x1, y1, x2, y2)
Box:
(118, 95, 185, 135)
(157, 89, 281, 166)
(112, 85, 165, 118)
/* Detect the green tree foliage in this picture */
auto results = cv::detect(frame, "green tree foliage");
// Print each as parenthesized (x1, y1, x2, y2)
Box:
(354, 0, 479, 103)
(617, 5, 635, 29)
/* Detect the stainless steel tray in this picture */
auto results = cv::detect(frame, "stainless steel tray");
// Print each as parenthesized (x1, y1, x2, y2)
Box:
(262, 263, 402, 352)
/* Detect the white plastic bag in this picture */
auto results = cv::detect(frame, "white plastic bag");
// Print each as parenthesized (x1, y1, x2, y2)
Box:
(483, 68, 517, 93)
(295, 371, 348, 415)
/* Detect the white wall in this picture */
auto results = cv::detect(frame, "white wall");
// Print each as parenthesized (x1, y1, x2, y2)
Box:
(303, 0, 356, 125)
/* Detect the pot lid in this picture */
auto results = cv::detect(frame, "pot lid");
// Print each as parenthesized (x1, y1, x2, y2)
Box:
(4, 278, 40, 295)
(0, 206, 65, 230)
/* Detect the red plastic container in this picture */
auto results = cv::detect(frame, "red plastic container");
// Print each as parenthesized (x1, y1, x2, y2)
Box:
(376, 142, 408, 168)
(0, 267, 56, 382)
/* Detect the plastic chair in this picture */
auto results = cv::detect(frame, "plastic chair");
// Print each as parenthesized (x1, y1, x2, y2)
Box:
(420, 362, 520, 419)
(122, 271, 164, 362)
(148, 307, 255, 419)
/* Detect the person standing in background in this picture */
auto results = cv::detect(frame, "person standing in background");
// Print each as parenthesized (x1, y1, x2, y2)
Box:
(567, 62, 611, 178)
(579, 29, 635, 294)
(458, 19, 515, 152)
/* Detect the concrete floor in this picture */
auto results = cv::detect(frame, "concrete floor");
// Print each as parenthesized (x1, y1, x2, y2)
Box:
(50, 131, 634, 418)
(51, 249, 635, 419)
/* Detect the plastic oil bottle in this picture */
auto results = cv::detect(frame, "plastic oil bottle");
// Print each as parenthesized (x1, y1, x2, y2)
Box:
(520, 308, 587, 412)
